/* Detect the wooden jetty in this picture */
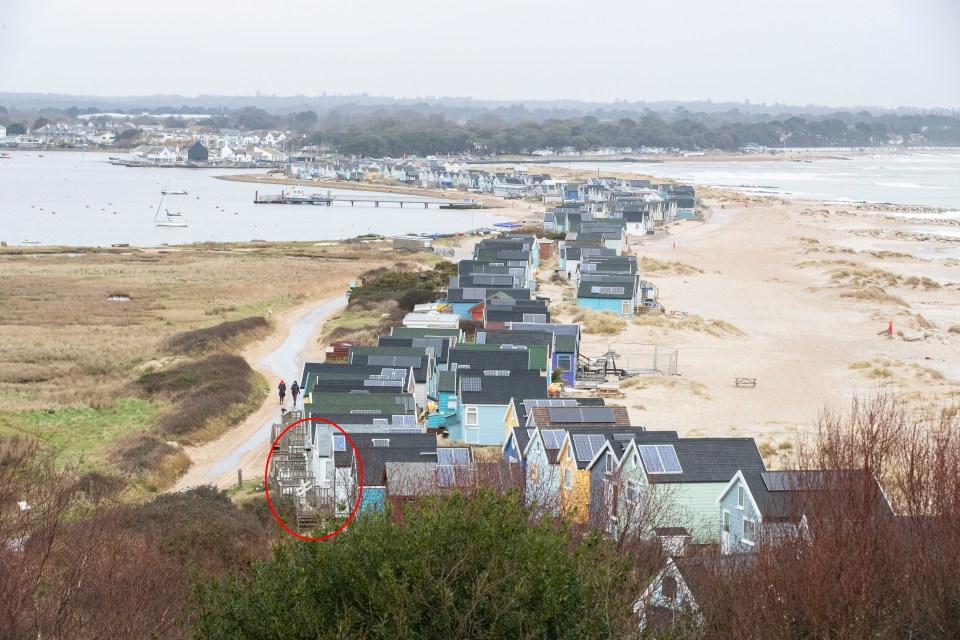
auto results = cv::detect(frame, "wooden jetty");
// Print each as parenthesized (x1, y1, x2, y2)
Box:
(255, 191, 484, 209)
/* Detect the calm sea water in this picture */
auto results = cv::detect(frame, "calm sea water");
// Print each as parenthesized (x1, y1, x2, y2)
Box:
(0, 151, 508, 247)
(567, 152, 960, 211)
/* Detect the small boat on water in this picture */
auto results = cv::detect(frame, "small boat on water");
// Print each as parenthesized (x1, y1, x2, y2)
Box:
(161, 188, 188, 195)
(154, 193, 188, 227)
(22, 240, 41, 245)
(285, 186, 312, 203)
(0, 152, 10, 159)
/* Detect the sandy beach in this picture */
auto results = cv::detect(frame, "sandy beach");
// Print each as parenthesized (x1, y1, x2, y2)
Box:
(544, 195, 959, 465)
(173, 168, 959, 482)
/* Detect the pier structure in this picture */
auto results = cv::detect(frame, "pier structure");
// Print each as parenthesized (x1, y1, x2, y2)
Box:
(254, 191, 484, 209)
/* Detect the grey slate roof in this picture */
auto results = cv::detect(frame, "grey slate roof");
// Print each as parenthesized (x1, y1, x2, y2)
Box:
(349, 346, 430, 383)
(576, 279, 636, 299)
(742, 469, 894, 523)
(347, 433, 439, 486)
(477, 330, 554, 348)
(438, 370, 457, 393)
(301, 363, 413, 391)
(638, 437, 766, 485)
(446, 287, 531, 303)
(448, 348, 529, 373)
(389, 327, 461, 343)
(485, 308, 551, 325)
(304, 392, 416, 417)
(378, 336, 450, 365)
(458, 369, 547, 406)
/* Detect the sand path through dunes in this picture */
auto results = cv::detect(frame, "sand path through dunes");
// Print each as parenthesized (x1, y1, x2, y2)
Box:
(168, 293, 347, 492)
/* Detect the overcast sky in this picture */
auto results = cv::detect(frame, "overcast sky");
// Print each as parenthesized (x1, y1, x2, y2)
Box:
(1, 0, 958, 109)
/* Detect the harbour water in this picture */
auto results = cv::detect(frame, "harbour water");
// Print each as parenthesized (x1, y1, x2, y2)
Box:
(567, 152, 960, 211)
(0, 151, 508, 247)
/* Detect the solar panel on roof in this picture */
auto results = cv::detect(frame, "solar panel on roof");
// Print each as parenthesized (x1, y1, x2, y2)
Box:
(388, 427, 424, 434)
(392, 414, 416, 426)
(572, 434, 599, 462)
(657, 445, 682, 473)
(373, 418, 389, 426)
(438, 448, 471, 465)
(588, 434, 606, 455)
(437, 464, 455, 487)
(638, 444, 681, 474)
(541, 429, 565, 449)
(548, 407, 616, 424)
(525, 399, 577, 410)
(364, 380, 403, 387)
(333, 435, 346, 452)
(461, 377, 482, 392)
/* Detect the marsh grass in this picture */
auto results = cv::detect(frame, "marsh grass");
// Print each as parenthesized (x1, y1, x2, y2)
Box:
(0, 398, 160, 467)
(0, 244, 392, 486)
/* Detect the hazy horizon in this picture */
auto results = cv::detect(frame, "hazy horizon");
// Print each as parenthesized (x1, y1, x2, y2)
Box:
(2, 0, 959, 109)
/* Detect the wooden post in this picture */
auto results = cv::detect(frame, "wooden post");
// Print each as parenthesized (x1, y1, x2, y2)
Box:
(237, 469, 243, 488)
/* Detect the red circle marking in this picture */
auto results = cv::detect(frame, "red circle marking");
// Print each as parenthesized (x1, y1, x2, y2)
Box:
(264, 416, 364, 541)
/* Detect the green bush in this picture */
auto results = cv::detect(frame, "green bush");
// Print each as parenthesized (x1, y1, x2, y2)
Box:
(188, 491, 644, 639)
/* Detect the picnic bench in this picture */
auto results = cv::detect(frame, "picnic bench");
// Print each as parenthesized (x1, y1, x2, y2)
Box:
(735, 378, 757, 388)
(594, 384, 626, 399)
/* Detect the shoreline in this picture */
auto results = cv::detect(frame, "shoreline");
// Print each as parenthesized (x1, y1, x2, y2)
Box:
(216, 173, 545, 224)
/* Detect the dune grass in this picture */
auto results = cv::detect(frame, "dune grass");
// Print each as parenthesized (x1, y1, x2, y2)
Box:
(632, 312, 743, 337)
(570, 308, 627, 335)
(637, 257, 703, 275)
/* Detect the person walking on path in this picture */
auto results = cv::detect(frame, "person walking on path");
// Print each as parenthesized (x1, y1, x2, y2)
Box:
(278, 379, 287, 406)
(290, 380, 300, 406)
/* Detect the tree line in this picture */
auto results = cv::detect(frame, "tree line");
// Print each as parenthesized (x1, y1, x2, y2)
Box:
(4, 102, 960, 155)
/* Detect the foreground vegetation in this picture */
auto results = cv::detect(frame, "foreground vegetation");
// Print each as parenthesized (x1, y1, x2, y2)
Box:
(2, 393, 958, 638)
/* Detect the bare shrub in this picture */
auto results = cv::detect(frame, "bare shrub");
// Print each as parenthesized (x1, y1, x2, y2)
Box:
(683, 392, 960, 639)
(138, 354, 263, 443)
(164, 316, 270, 355)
